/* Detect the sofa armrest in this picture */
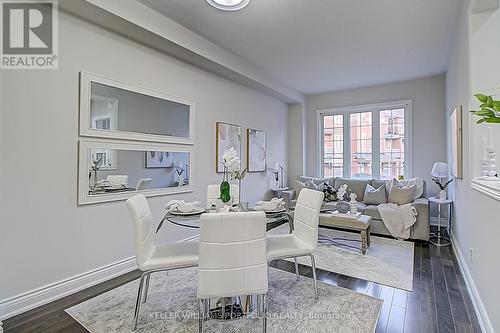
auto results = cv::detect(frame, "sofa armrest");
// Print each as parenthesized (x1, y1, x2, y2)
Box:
(282, 189, 295, 206)
(412, 197, 430, 241)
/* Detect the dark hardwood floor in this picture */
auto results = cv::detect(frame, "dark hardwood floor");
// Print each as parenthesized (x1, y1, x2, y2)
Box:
(3, 237, 481, 333)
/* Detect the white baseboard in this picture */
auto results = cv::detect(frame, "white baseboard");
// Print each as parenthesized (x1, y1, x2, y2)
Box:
(451, 234, 493, 333)
(0, 257, 137, 321)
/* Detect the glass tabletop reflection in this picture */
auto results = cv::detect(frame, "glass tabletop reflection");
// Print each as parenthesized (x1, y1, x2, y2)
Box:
(156, 208, 294, 233)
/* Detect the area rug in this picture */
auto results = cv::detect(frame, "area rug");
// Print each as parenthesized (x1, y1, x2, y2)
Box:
(66, 268, 382, 333)
(270, 225, 414, 291)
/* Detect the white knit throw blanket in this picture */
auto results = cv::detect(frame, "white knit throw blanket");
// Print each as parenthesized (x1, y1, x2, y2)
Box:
(377, 203, 418, 240)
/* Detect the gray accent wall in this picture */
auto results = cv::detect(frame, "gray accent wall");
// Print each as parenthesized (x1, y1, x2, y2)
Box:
(299, 74, 447, 196)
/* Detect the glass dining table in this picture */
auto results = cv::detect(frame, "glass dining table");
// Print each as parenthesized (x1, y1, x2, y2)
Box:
(154, 206, 294, 320)
(156, 208, 294, 234)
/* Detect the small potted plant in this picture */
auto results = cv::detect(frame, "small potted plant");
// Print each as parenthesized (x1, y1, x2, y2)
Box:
(470, 93, 500, 124)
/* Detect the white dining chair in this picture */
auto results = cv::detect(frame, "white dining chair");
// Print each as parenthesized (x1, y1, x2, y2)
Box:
(206, 184, 240, 208)
(107, 175, 129, 187)
(266, 188, 324, 300)
(135, 178, 153, 190)
(197, 211, 268, 333)
(126, 194, 199, 330)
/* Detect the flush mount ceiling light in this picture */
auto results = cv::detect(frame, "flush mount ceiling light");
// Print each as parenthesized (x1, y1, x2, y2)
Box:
(206, 0, 250, 11)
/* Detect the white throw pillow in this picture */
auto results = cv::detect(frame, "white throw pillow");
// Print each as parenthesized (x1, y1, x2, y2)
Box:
(398, 177, 424, 200)
(388, 179, 417, 205)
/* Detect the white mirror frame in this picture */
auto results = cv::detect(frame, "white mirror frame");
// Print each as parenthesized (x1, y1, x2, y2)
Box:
(78, 139, 194, 205)
(79, 71, 195, 145)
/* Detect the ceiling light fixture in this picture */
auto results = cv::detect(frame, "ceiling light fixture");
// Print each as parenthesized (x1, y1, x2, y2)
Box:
(206, 0, 250, 11)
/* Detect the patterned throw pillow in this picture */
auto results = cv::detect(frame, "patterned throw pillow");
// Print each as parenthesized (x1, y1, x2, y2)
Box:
(322, 182, 337, 202)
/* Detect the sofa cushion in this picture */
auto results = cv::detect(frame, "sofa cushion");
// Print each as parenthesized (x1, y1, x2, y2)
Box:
(297, 176, 334, 187)
(334, 177, 371, 201)
(363, 204, 382, 220)
(363, 184, 387, 205)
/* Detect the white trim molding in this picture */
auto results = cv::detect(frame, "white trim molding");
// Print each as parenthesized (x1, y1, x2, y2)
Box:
(316, 99, 413, 179)
(470, 178, 500, 202)
(451, 234, 494, 333)
(0, 257, 137, 321)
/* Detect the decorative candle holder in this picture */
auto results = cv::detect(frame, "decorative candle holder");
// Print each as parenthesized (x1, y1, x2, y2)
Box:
(481, 147, 498, 181)
(349, 193, 358, 214)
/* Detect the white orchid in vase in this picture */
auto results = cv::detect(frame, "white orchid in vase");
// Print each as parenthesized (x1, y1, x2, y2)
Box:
(220, 147, 241, 203)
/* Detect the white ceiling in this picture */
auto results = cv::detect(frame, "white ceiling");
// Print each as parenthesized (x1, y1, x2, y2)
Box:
(138, 0, 461, 95)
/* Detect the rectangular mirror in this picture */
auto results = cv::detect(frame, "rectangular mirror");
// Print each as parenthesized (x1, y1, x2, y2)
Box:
(78, 140, 194, 205)
(80, 72, 195, 144)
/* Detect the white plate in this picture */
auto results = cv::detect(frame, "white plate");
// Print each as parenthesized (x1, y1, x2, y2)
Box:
(170, 208, 206, 216)
(253, 207, 286, 214)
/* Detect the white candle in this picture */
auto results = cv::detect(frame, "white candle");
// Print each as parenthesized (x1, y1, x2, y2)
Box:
(488, 127, 494, 149)
(482, 137, 488, 160)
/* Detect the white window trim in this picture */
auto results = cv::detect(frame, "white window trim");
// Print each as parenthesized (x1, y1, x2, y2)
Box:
(316, 99, 413, 179)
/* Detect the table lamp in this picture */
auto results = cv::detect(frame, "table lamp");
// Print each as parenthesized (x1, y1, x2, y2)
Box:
(431, 162, 451, 200)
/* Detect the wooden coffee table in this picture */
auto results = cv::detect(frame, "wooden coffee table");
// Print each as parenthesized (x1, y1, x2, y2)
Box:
(318, 213, 372, 254)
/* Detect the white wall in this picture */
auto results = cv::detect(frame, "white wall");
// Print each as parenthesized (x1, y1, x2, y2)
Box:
(287, 103, 305, 183)
(0, 11, 287, 314)
(446, 1, 500, 331)
(301, 75, 447, 195)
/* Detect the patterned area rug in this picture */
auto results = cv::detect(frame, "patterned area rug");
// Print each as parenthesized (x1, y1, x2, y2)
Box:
(66, 268, 382, 333)
(270, 225, 414, 291)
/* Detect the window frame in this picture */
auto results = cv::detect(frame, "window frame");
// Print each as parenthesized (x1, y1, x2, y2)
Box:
(317, 100, 412, 179)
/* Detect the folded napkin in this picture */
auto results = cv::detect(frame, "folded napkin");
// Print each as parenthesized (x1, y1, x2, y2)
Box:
(255, 198, 285, 211)
(165, 200, 201, 213)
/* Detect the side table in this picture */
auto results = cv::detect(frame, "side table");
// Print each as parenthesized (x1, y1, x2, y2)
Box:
(272, 187, 290, 199)
(428, 197, 453, 246)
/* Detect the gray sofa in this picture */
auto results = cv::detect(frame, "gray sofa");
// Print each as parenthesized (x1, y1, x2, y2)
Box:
(284, 176, 430, 241)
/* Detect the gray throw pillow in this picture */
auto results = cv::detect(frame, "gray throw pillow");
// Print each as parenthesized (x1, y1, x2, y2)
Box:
(364, 184, 387, 205)
(388, 179, 416, 205)
(304, 180, 319, 190)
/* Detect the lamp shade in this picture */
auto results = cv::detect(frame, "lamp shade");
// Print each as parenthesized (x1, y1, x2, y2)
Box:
(431, 162, 449, 178)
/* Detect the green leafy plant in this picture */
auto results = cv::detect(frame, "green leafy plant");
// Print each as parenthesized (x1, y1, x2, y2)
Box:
(470, 93, 500, 124)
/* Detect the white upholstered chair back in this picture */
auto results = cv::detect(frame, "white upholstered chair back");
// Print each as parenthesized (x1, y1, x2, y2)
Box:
(197, 211, 268, 299)
(126, 194, 155, 271)
(292, 188, 324, 251)
(136, 178, 153, 190)
(206, 184, 240, 208)
(107, 175, 129, 186)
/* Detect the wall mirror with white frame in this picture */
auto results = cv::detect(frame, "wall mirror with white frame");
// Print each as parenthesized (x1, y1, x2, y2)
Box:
(78, 140, 194, 205)
(80, 71, 195, 144)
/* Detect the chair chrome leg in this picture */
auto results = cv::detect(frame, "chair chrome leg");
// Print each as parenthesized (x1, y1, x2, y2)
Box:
(198, 299, 204, 333)
(294, 258, 300, 281)
(309, 254, 318, 300)
(132, 273, 148, 330)
(142, 273, 151, 303)
(262, 294, 268, 333)
(256, 294, 262, 317)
